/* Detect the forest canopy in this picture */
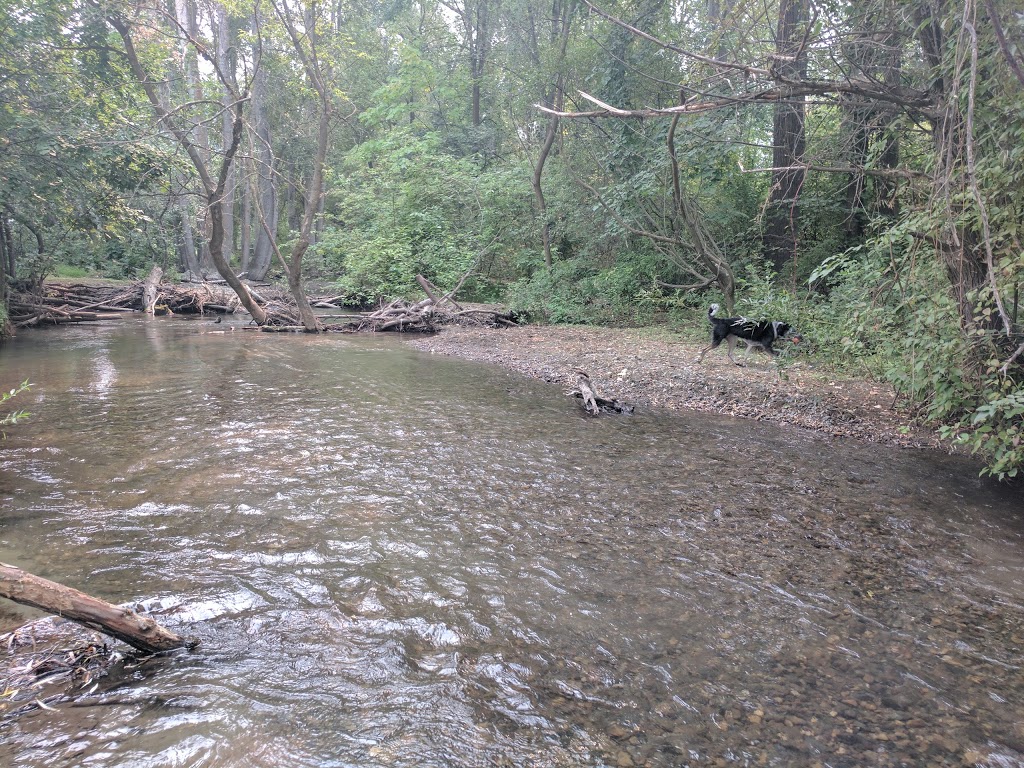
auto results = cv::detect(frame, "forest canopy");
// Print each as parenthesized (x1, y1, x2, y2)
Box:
(0, 0, 1022, 476)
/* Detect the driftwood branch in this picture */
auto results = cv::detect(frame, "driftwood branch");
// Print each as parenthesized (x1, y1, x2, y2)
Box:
(575, 370, 600, 415)
(0, 563, 193, 654)
(142, 265, 164, 314)
(567, 370, 635, 415)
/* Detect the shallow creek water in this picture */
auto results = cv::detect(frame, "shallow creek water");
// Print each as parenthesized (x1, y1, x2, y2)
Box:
(0, 316, 1022, 767)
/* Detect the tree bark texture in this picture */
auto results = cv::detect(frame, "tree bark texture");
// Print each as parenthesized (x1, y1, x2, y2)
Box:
(107, 11, 267, 325)
(530, 1, 575, 270)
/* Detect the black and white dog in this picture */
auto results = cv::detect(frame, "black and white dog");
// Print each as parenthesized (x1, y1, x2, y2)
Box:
(697, 304, 799, 365)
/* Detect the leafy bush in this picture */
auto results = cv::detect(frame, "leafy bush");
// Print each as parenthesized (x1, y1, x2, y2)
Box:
(818, 230, 1023, 480)
(942, 386, 1024, 480)
(505, 252, 662, 326)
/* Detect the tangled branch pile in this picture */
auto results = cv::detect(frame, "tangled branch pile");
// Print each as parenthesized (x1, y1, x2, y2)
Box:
(6, 277, 519, 333)
(349, 298, 520, 333)
(1, 619, 118, 722)
(6, 279, 252, 327)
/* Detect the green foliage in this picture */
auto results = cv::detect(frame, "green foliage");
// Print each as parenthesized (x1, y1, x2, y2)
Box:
(1, 380, 32, 436)
(807, 221, 1022, 480)
(0, 0, 169, 282)
(941, 385, 1024, 481)
(318, 127, 498, 302)
(50, 264, 96, 279)
(505, 251, 662, 326)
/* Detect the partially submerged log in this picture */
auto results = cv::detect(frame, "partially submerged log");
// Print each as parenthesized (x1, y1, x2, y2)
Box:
(141, 265, 164, 314)
(575, 370, 601, 415)
(567, 370, 635, 415)
(0, 563, 193, 654)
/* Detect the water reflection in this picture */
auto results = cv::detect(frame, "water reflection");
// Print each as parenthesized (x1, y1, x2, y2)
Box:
(1, 316, 1022, 767)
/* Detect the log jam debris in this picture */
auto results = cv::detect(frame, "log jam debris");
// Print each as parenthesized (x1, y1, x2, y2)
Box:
(7, 275, 518, 333)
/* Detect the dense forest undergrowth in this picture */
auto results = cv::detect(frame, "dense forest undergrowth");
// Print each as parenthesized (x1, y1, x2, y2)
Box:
(1, 0, 1021, 478)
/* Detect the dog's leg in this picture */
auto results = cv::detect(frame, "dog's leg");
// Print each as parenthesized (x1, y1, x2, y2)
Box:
(727, 336, 743, 366)
(697, 334, 722, 362)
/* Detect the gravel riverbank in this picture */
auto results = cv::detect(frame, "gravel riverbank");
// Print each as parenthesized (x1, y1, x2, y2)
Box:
(406, 323, 940, 450)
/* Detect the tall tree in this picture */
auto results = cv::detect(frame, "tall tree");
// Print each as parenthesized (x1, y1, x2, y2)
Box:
(248, 60, 278, 282)
(527, 0, 575, 270)
(762, 0, 808, 276)
(105, 2, 269, 324)
(266, 0, 345, 332)
(441, 0, 495, 126)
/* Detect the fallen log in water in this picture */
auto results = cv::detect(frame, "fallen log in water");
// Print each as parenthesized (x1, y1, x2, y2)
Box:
(567, 370, 635, 415)
(0, 563, 194, 654)
(141, 265, 163, 314)
(575, 369, 601, 415)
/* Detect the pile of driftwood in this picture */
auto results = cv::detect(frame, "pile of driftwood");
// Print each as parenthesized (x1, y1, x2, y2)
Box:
(6, 272, 519, 333)
(6, 277, 250, 327)
(349, 298, 520, 333)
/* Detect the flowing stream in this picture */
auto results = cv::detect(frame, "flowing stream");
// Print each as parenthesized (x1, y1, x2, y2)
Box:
(1, 316, 1022, 767)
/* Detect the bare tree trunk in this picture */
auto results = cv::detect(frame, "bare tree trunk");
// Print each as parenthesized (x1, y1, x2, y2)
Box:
(0, 563, 191, 654)
(530, 1, 575, 271)
(0, 217, 10, 326)
(240, 154, 253, 274)
(217, 4, 236, 266)
(446, 0, 492, 126)
(249, 65, 277, 282)
(841, 2, 904, 237)
(267, 0, 336, 332)
(142, 265, 163, 314)
(763, 0, 808, 276)
(1, 216, 14, 281)
(174, 185, 202, 278)
(470, 1, 488, 126)
(174, 0, 213, 274)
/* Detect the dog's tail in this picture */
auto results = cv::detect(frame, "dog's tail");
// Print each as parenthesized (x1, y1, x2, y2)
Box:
(708, 303, 720, 319)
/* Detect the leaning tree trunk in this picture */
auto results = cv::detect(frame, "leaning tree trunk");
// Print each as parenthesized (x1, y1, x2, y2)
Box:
(107, 10, 267, 326)
(0, 563, 191, 654)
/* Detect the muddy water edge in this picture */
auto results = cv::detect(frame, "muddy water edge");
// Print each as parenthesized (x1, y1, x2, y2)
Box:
(0, 315, 1022, 768)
